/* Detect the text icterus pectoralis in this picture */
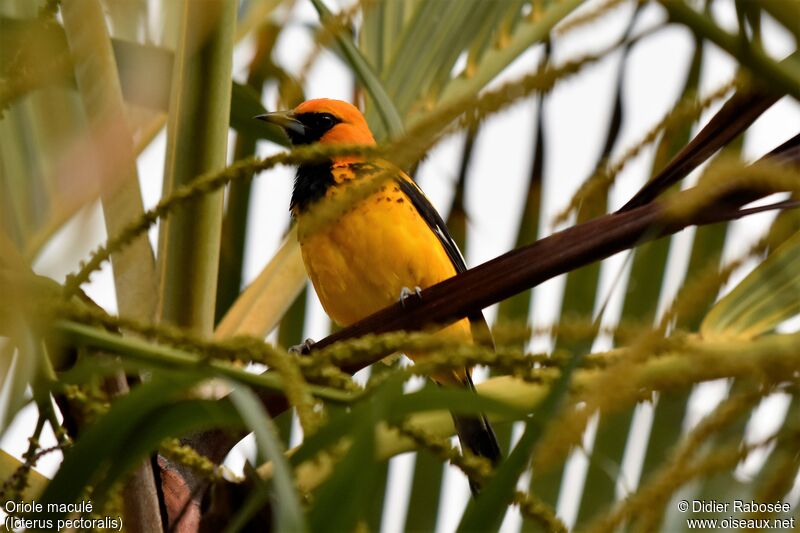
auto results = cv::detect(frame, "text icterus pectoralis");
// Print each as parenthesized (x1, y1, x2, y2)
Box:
(257, 99, 501, 493)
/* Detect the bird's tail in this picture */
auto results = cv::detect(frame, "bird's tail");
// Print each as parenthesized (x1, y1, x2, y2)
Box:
(452, 371, 501, 496)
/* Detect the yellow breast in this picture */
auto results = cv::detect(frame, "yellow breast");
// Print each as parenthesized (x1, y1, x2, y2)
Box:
(297, 179, 458, 326)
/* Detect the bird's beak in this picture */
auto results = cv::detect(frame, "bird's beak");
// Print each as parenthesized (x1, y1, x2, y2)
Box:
(254, 111, 307, 137)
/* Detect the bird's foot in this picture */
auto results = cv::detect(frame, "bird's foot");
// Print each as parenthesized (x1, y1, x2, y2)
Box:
(398, 286, 423, 308)
(289, 338, 316, 355)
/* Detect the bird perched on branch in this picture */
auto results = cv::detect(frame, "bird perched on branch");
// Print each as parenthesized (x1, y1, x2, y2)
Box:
(257, 99, 500, 491)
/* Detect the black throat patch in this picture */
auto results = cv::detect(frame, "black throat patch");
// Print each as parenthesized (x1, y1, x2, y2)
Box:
(291, 161, 335, 213)
(288, 112, 342, 213)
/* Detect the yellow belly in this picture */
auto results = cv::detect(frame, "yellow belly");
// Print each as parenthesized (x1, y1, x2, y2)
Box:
(297, 182, 470, 343)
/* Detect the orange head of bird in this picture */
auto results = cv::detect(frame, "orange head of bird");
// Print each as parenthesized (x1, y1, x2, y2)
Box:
(256, 99, 375, 147)
(256, 99, 377, 212)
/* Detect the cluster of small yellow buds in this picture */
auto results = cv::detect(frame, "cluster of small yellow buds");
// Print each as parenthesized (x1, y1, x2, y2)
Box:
(160, 439, 224, 482)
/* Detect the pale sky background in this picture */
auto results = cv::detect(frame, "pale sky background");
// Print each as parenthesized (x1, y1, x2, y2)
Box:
(2, 0, 800, 531)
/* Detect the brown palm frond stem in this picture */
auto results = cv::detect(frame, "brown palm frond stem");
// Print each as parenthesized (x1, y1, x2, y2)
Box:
(620, 85, 779, 211)
(310, 134, 800, 370)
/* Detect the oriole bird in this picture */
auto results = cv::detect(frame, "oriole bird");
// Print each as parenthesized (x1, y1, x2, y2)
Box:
(257, 99, 501, 490)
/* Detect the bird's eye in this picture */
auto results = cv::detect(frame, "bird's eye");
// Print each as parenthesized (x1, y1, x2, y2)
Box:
(293, 112, 340, 143)
(316, 113, 337, 129)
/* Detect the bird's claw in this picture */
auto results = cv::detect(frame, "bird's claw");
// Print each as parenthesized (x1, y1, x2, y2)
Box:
(398, 286, 423, 308)
(289, 338, 316, 355)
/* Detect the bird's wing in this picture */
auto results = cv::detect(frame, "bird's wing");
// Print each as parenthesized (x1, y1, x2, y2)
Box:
(394, 173, 493, 347)
(395, 175, 468, 274)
